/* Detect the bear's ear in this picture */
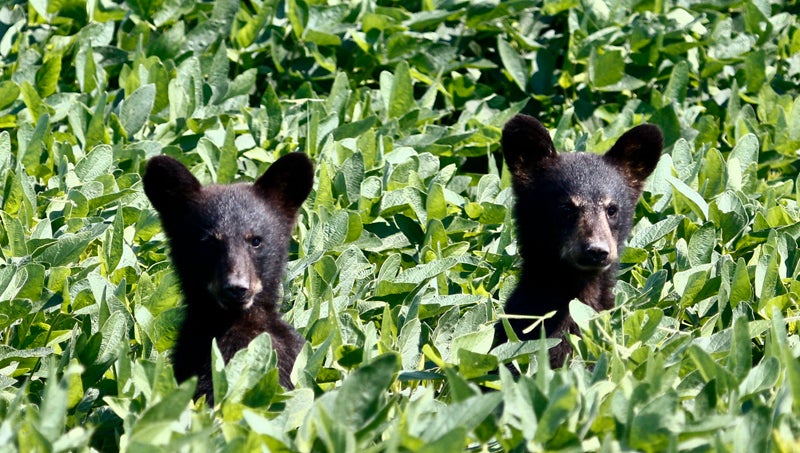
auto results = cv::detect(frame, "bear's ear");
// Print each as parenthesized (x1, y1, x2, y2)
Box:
(254, 153, 314, 215)
(502, 114, 557, 180)
(603, 124, 663, 190)
(143, 155, 202, 214)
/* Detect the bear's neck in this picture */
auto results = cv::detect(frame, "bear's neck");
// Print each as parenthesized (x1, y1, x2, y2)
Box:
(517, 261, 616, 312)
(171, 293, 279, 381)
(175, 287, 278, 340)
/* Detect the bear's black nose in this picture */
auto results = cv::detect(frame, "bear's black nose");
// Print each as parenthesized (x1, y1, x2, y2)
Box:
(221, 283, 249, 303)
(584, 243, 610, 264)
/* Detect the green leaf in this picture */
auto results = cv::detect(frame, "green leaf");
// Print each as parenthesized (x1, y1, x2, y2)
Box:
(335, 353, 399, 431)
(628, 391, 680, 452)
(129, 379, 195, 443)
(663, 60, 688, 103)
(728, 133, 759, 176)
(75, 144, 113, 182)
(35, 56, 61, 98)
(398, 318, 421, 369)
(0, 81, 20, 110)
(103, 208, 124, 273)
(32, 223, 108, 267)
(1, 211, 28, 257)
(422, 393, 502, 442)
(687, 223, 716, 267)
(738, 357, 779, 397)
(120, 83, 155, 137)
(217, 121, 238, 184)
(457, 349, 498, 380)
(729, 258, 752, 308)
(451, 327, 495, 357)
(20, 81, 51, 121)
(534, 384, 578, 444)
(287, 0, 308, 39)
(388, 61, 415, 119)
(667, 175, 708, 220)
(39, 361, 83, 441)
(628, 216, 683, 248)
(498, 38, 528, 92)
(570, 299, 598, 331)
(727, 316, 751, 380)
(235, 0, 273, 48)
(589, 48, 624, 88)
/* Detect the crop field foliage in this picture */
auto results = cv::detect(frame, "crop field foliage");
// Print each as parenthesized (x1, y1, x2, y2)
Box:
(1, 0, 800, 451)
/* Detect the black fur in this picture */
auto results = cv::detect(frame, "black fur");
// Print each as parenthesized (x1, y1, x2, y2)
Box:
(143, 153, 314, 402)
(496, 114, 662, 367)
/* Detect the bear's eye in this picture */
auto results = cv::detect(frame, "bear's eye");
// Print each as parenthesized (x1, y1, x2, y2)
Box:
(250, 236, 263, 248)
(199, 231, 218, 243)
(559, 203, 578, 216)
(606, 204, 618, 217)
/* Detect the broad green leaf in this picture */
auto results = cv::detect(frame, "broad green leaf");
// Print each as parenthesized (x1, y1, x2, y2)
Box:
(39, 361, 83, 442)
(20, 81, 51, 121)
(217, 121, 238, 184)
(729, 258, 752, 307)
(457, 349, 498, 380)
(287, 0, 308, 39)
(129, 379, 195, 443)
(727, 316, 751, 380)
(728, 134, 759, 176)
(628, 391, 680, 452)
(490, 339, 561, 363)
(120, 83, 155, 137)
(687, 223, 715, 267)
(103, 208, 124, 273)
(498, 38, 528, 92)
(1, 211, 28, 257)
(664, 60, 688, 103)
(738, 357, 779, 397)
(421, 393, 502, 442)
(451, 327, 495, 356)
(388, 61, 415, 119)
(32, 223, 109, 267)
(335, 353, 399, 431)
(589, 48, 624, 88)
(570, 299, 598, 331)
(75, 145, 113, 182)
(398, 318, 421, 370)
(35, 56, 61, 98)
(628, 216, 683, 248)
(0, 81, 20, 110)
(667, 175, 708, 220)
(534, 384, 578, 443)
(235, 0, 273, 47)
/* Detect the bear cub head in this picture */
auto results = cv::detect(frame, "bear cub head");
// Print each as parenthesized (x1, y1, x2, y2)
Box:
(143, 153, 314, 313)
(503, 114, 662, 276)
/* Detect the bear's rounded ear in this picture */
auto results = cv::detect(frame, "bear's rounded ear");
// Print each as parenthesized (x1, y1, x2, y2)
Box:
(603, 124, 663, 190)
(502, 114, 557, 180)
(254, 153, 314, 215)
(143, 155, 202, 214)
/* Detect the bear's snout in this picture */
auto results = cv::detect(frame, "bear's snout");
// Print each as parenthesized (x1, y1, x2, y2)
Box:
(582, 242, 610, 266)
(207, 249, 263, 310)
(215, 269, 261, 310)
(220, 279, 253, 306)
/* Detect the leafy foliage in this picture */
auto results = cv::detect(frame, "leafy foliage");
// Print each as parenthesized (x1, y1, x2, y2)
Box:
(1, 0, 800, 450)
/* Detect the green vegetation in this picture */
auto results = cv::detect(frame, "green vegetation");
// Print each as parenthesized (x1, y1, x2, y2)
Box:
(1, 0, 799, 450)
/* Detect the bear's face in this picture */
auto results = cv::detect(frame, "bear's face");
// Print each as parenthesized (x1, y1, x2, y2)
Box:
(503, 114, 662, 273)
(143, 153, 314, 312)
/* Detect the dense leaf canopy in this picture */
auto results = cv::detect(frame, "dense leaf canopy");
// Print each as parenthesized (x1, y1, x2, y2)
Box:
(0, 0, 799, 451)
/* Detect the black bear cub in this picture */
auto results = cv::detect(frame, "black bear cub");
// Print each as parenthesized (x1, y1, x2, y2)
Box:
(496, 114, 662, 368)
(143, 153, 313, 402)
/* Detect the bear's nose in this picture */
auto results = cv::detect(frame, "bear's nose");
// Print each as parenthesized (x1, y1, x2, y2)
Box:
(584, 243, 610, 264)
(221, 282, 249, 303)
